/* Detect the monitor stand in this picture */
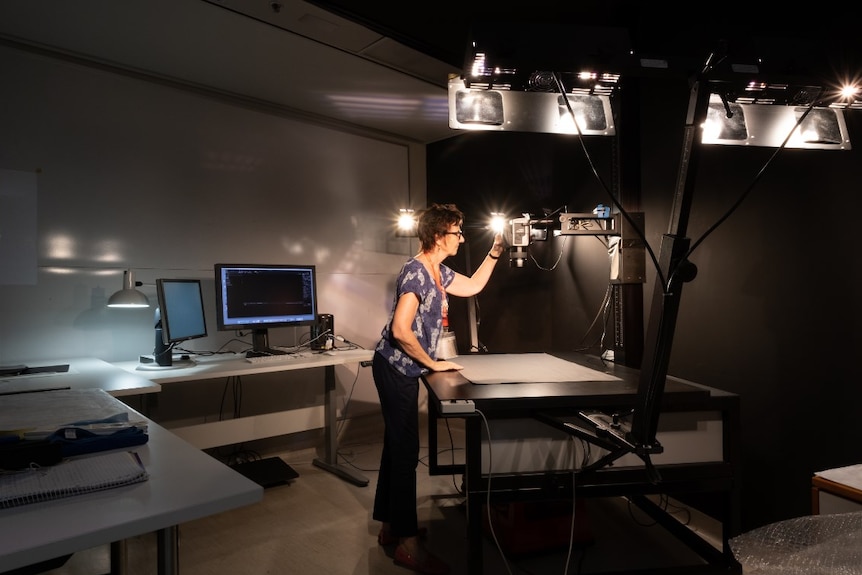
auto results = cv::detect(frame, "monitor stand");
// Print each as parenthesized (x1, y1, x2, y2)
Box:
(137, 356, 196, 371)
(246, 329, 288, 358)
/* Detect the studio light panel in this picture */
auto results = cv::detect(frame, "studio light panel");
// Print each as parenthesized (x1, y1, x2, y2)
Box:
(448, 76, 616, 136)
(701, 94, 851, 149)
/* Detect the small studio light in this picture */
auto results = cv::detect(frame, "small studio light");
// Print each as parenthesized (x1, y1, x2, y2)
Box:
(106, 269, 150, 308)
(396, 208, 418, 237)
(837, 84, 860, 103)
(489, 212, 507, 234)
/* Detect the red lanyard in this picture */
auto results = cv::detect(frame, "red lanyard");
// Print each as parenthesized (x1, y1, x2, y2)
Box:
(425, 256, 449, 329)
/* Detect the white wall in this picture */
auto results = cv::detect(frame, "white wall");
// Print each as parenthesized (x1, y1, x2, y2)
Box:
(0, 45, 426, 427)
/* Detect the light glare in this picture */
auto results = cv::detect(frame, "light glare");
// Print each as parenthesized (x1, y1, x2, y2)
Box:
(489, 213, 507, 234)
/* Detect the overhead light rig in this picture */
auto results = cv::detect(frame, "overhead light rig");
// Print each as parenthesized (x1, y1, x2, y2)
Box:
(447, 22, 862, 475)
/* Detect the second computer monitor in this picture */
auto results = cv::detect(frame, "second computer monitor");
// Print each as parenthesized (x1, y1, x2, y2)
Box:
(214, 263, 319, 356)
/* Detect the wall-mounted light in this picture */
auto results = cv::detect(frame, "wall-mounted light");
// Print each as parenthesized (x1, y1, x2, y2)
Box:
(395, 208, 417, 237)
(106, 269, 150, 308)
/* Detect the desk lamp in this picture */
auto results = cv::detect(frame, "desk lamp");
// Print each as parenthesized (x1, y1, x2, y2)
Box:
(106, 270, 150, 308)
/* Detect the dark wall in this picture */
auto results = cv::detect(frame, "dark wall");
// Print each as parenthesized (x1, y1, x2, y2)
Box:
(430, 131, 618, 355)
(428, 77, 862, 532)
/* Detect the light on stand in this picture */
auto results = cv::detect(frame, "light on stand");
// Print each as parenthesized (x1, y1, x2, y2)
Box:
(106, 269, 150, 308)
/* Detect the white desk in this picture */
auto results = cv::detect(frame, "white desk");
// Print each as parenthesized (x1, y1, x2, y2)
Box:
(0, 357, 161, 397)
(114, 348, 374, 486)
(0, 388, 262, 575)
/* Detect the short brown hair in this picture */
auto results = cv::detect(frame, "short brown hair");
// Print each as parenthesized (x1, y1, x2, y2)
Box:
(417, 203, 464, 252)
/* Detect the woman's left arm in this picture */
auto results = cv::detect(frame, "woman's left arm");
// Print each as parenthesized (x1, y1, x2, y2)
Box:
(446, 233, 505, 298)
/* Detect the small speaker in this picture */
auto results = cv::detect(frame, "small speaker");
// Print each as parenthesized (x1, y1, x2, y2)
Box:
(311, 313, 334, 350)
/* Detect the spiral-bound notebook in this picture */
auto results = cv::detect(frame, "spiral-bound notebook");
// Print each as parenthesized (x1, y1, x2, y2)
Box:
(0, 450, 148, 509)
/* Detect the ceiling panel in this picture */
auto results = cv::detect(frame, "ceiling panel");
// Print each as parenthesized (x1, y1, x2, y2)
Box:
(0, 0, 459, 143)
(3, 0, 859, 146)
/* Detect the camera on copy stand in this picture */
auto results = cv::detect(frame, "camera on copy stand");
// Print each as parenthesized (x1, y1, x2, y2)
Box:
(509, 216, 532, 268)
(310, 314, 334, 350)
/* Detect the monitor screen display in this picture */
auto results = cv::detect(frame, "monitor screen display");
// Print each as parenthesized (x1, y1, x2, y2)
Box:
(155, 278, 208, 344)
(214, 263, 319, 333)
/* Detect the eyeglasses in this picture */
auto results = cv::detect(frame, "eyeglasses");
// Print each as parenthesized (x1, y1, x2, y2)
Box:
(444, 230, 464, 239)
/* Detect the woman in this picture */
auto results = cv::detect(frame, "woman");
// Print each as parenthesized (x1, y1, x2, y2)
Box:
(372, 203, 505, 574)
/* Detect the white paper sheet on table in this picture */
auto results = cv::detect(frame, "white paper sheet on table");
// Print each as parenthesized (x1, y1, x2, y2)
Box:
(455, 353, 622, 384)
(0, 388, 132, 431)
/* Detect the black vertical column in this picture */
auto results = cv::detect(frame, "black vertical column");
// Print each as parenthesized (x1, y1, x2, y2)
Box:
(630, 72, 712, 451)
(612, 78, 645, 369)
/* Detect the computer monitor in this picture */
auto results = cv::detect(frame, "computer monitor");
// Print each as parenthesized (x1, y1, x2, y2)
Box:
(214, 263, 319, 357)
(153, 278, 208, 367)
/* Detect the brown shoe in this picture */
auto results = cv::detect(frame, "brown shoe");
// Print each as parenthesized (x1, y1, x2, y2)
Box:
(378, 526, 428, 546)
(394, 543, 450, 575)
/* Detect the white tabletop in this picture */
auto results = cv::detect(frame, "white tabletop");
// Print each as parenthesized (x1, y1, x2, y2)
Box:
(0, 388, 262, 573)
(0, 357, 161, 397)
(114, 348, 374, 383)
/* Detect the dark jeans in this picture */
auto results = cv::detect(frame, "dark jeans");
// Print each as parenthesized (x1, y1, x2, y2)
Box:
(371, 351, 421, 538)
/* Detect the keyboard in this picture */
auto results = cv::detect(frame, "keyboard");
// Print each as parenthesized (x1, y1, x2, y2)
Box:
(244, 351, 314, 364)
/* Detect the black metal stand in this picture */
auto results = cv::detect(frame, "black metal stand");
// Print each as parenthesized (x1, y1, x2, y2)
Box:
(629, 67, 713, 453)
(578, 59, 716, 474)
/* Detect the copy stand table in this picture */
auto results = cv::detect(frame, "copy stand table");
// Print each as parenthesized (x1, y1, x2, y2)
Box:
(423, 352, 742, 575)
(115, 348, 374, 487)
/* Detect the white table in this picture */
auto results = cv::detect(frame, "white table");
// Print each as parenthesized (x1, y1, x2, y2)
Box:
(114, 348, 374, 486)
(0, 388, 262, 575)
(0, 357, 161, 397)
